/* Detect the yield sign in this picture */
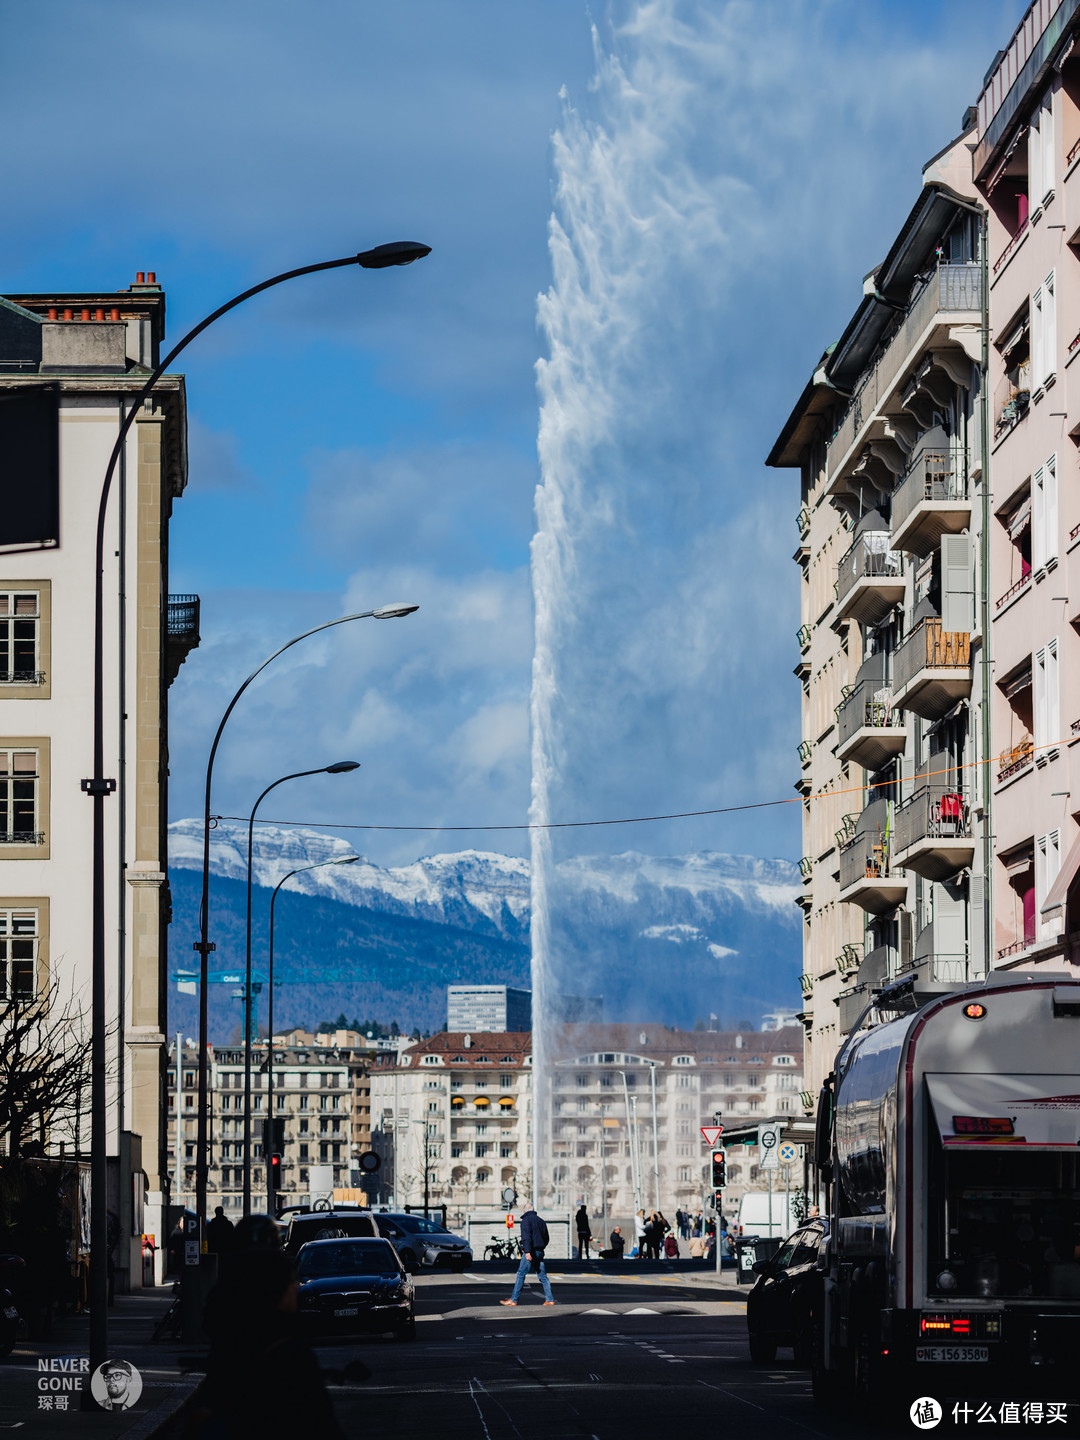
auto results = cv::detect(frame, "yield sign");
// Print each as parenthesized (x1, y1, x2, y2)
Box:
(700, 1125, 724, 1145)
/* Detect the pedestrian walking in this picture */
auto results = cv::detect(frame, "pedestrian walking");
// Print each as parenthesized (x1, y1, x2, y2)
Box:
(500, 1201, 555, 1306)
(575, 1204, 592, 1260)
(206, 1206, 235, 1257)
(634, 1209, 647, 1260)
(192, 1246, 346, 1440)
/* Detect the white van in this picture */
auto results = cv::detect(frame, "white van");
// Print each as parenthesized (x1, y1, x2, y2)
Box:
(736, 1192, 799, 1239)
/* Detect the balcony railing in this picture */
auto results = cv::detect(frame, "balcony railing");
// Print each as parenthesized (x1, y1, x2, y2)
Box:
(997, 738, 1034, 784)
(839, 823, 893, 892)
(828, 263, 982, 475)
(797, 506, 810, 538)
(890, 447, 968, 542)
(836, 679, 897, 750)
(0, 671, 45, 685)
(893, 618, 970, 697)
(992, 218, 1029, 276)
(798, 856, 813, 879)
(798, 740, 812, 766)
(835, 532, 903, 610)
(168, 594, 200, 640)
(0, 830, 45, 845)
(995, 571, 1031, 610)
(893, 788, 970, 855)
(797, 623, 811, 651)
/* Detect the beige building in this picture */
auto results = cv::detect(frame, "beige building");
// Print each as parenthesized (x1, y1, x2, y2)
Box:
(974, 7, 1080, 971)
(0, 277, 196, 1287)
(767, 134, 991, 1103)
(369, 1031, 533, 1219)
(545, 1024, 804, 1222)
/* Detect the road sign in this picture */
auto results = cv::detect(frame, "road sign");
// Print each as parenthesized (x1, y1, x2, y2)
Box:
(700, 1125, 724, 1145)
(760, 1122, 783, 1170)
(777, 1140, 801, 1167)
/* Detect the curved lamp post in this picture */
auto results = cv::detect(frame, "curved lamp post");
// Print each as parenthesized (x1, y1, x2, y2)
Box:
(241, 762, 360, 1214)
(194, 602, 416, 1230)
(85, 241, 429, 1374)
(265, 854, 360, 1215)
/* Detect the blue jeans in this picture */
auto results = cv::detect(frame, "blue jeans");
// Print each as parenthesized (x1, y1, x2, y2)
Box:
(509, 1254, 554, 1302)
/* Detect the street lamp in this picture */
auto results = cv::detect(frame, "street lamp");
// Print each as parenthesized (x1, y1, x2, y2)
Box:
(265, 854, 360, 1215)
(85, 241, 428, 1376)
(241, 761, 360, 1214)
(195, 604, 417, 1229)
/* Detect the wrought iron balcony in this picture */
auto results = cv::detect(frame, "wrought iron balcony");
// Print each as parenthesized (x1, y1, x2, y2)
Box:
(892, 787, 973, 881)
(892, 618, 971, 720)
(834, 532, 905, 625)
(0, 671, 45, 686)
(167, 593, 201, 685)
(835, 679, 907, 771)
(890, 447, 970, 558)
(0, 830, 44, 845)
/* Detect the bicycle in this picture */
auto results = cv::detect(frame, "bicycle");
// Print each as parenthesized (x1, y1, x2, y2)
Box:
(151, 1282, 182, 1342)
(483, 1235, 523, 1262)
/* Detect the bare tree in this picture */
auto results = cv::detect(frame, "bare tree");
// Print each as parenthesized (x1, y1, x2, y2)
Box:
(0, 975, 93, 1159)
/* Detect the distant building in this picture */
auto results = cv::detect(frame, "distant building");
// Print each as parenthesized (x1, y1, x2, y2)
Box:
(549, 993, 603, 1023)
(369, 1031, 532, 1216)
(447, 984, 532, 1033)
(761, 1011, 800, 1032)
(544, 1024, 804, 1222)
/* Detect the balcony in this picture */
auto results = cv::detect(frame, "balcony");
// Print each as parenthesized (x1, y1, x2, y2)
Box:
(835, 679, 907, 771)
(838, 799, 907, 914)
(167, 593, 201, 684)
(827, 263, 983, 482)
(834, 532, 905, 625)
(891, 618, 971, 721)
(890, 447, 971, 558)
(892, 788, 973, 881)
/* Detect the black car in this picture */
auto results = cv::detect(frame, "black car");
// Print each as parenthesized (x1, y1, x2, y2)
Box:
(296, 1237, 415, 1340)
(372, 1213, 472, 1272)
(745, 1220, 828, 1364)
(282, 1209, 377, 1258)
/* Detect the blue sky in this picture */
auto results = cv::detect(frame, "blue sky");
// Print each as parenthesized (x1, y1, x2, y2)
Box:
(1, 0, 1024, 866)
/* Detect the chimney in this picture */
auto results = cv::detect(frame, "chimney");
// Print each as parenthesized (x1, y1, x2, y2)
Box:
(135, 272, 145, 284)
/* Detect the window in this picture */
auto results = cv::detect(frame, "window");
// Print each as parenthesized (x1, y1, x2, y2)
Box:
(576, 1075, 589, 1087)
(677, 1166, 691, 1183)
(451, 1146, 463, 1159)
(1028, 91, 1055, 204)
(774, 1055, 795, 1066)
(675, 1075, 693, 1089)
(0, 593, 40, 685)
(475, 1143, 488, 1158)
(1032, 271, 1056, 389)
(1037, 830, 1062, 939)
(1032, 456, 1058, 569)
(500, 1144, 513, 1158)
(0, 908, 37, 997)
(428, 1101, 439, 1113)
(422, 1054, 439, 1065)
(1034, 638, 1059, 749)
(0, 749, 40, 845)
(299, 1143, 308, 1160)
(500, 1073, 513, 1088)
(673, 1056, 692, 1066)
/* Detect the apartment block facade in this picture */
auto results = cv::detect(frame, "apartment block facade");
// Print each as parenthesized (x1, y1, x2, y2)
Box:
(975, 4, 1080, 969)
(0, 278, 197, 1287)
(769, 0, 1080, 1108)
(768, 135, 992, 1100)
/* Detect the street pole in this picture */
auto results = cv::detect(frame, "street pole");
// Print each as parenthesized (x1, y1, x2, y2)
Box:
(648, 1062, 660, 1212)
(86, 240, 428, 1383)
(242, 763, 359, 1214)
(265, 854, 359, 1214)
(175, 1031, 183, 1213)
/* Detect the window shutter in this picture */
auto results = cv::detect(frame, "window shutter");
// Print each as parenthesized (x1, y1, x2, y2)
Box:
(1029, 118, 1043, 205)
(1046, 271, 1057, 378)
(1047, 637, 1059, 744)
(1043, 98, 1055, 196)
(941, 533, 973, 632)
(1045, 454, 1058, 561)
(1035, 645, 1047, 747)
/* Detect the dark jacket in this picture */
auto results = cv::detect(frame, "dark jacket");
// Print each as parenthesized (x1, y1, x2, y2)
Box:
(575, 1207, 591, 1237)
(520, 1210, 547, 1256)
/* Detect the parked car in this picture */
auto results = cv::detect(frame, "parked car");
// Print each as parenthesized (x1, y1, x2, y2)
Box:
(282, 1208, 377, 1258)
(296, 1237, 415, 1340)
(745, 1220, 828, 1365)
(372, 1212, 472, 1272)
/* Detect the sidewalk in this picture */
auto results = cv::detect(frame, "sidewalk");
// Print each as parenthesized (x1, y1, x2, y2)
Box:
(0, 1290, 201, 1438)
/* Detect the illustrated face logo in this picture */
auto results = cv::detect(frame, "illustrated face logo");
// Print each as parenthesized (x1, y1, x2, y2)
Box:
(90, 1361, 143, 1411)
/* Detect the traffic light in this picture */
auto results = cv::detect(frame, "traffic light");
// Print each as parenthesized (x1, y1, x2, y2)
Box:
(261, 1118, 286, 1152)
(711, 1148, 726, 1188)
(269, 1153, 282, 1186)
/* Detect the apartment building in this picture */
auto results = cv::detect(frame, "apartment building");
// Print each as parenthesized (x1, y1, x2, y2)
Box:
(369, 1031, 532, 1216)
(0, 278, 197, 1288)
(167, 1035, 356, 1213)
(973, 5, 1080, 970)
(545, 1024, 804, 1221)
(447, 984, 531, 1033)
(767, 132, 991, 1100)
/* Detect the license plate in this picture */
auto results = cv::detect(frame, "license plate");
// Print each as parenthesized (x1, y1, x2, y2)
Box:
(2, 1307, 16, 1319)
(334, 1307, 359, 1318)
(916, 1346, 989, 1363)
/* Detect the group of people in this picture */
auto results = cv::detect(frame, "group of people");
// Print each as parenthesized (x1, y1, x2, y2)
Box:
(571, 1205, 728, 1261)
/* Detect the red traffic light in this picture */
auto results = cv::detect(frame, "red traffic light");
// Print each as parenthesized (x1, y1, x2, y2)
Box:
(711, 1149, 726, 1187)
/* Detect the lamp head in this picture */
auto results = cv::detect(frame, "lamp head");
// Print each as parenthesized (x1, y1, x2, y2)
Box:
(324, 761, 361, 774)
(372, 602, 419, 619)
(357, 242, 431, 270)
(332, 855, 361, 865)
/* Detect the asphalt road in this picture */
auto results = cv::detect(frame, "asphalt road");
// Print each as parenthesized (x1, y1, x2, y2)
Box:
(317, 1269, 872, 1440)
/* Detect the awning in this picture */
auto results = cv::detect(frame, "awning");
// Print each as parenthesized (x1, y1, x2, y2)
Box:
(1041, 832, 1080, 917)
(473, 1096, 490, 1108)
(450, 1097, 465, 1108)
(1007, 496, 1031, 540)
(926, 1073, 1080, 1149)
(498, 1097, 515, 1108)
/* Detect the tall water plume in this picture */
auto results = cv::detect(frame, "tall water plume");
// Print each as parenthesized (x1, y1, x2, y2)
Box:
(529, 2, 984, 1205)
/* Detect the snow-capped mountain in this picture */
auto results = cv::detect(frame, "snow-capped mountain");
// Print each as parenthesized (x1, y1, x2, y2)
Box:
(166, 821, 801, 1039)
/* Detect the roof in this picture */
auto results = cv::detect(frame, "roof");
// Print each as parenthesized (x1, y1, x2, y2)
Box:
(549, 1023, 803, 1065)
(394, 1031, 532, 1067)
